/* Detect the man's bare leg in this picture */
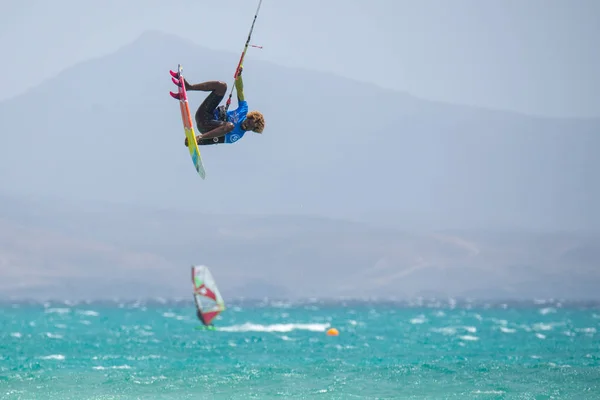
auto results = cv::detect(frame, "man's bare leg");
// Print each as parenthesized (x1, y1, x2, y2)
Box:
(185, 80, 227, 94)
(183, 80, 232, 147)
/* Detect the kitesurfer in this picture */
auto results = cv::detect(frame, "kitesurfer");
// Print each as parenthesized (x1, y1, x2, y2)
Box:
(183, 66, 265, 146)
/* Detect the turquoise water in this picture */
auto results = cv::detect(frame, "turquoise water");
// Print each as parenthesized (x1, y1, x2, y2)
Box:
(1, 299, 599, 399)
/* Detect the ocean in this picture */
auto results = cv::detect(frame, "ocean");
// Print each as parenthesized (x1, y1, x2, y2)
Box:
(1, 298, 599, 399)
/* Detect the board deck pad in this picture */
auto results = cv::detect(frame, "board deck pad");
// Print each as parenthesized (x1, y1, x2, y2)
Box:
(169, 64, 206, 179)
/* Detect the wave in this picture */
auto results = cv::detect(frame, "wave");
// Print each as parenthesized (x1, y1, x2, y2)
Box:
(218, 323, 330, 333)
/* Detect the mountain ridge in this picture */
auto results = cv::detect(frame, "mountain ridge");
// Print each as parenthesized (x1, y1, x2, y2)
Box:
(1, 29, 598, 232)
(1, 192, 598, 301)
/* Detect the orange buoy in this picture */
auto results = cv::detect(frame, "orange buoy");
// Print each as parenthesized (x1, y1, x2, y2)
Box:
(326, 328, 339, 336)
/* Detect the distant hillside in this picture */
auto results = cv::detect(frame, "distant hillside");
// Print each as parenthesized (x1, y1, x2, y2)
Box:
(0, 30, 598, 231)
(1, 193, 598, 301)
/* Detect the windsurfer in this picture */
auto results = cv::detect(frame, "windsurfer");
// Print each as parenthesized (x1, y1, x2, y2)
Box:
(195, 306, 214, 327)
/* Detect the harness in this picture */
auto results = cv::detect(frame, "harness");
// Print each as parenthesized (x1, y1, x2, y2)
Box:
(216, 105, 228, 122)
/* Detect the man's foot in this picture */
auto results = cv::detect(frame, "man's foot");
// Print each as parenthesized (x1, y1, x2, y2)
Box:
(184, 135, 202, 147)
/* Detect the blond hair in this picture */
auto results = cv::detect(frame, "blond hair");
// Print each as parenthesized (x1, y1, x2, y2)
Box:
(246, 111, 265, 133)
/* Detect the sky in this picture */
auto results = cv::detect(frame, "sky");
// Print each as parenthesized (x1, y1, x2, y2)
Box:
(1, 0, 599, 299)
(1, 0, 599, 118)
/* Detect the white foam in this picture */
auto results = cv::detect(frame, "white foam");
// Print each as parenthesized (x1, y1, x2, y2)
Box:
(533, 323, 554, 331)
(577, 327, 596, 334)
(40, 355, 65, 361)
(92, 355, 121, 360)
(548, 362, 571, 368)
(472, 390, 505, 395)
(219, 323, 330, 333)
(448, 297, 457, 308)
(535, 333, 546, 339)
(410, 315, 427, 324)
(271, 301, 293, 308)
(464, 326, 477, 333)
(519, 324, 532, 332)
(500, 327, 516, 334)
(45, 308, 70, 314)
(92, 365, 131, 370)
(77, 310, 99, 317)
(45, 333, 63, 339)
(124, 355, 162, 361)
(10, 332, 22, 338)
(460, 335, 479, 341)
(432, 327, 457, 336)
(539, 307, 556, 315)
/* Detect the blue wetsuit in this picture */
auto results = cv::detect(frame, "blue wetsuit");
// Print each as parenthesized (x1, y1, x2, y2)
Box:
(213, 100, 249, 144)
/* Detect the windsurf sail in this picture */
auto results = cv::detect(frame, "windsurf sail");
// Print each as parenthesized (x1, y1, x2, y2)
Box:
(191, 265, 225, 326)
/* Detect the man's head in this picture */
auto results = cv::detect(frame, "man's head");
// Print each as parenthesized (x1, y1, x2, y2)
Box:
(243, 111, 265, 133)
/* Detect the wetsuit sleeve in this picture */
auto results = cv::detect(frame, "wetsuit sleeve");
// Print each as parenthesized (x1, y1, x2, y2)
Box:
(236, 100, 248, 115)
(235, 75, 245, 102)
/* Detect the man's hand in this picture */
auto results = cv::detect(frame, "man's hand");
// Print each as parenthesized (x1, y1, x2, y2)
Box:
(236, 65, 243, 79)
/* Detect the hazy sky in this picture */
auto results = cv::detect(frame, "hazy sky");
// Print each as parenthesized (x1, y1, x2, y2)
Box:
(1, 0, 599, 117)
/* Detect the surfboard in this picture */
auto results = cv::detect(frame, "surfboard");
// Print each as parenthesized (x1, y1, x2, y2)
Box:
(169, 64, 206, 179)
(194, 325, 217, 331)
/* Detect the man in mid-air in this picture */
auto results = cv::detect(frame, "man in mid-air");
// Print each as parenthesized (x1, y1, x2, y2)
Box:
(179, 66, 265, 146)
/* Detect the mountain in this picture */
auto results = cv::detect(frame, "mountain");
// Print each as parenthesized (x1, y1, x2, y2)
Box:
(1, 193, 599, 301)
(0, 30, 598, 231)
